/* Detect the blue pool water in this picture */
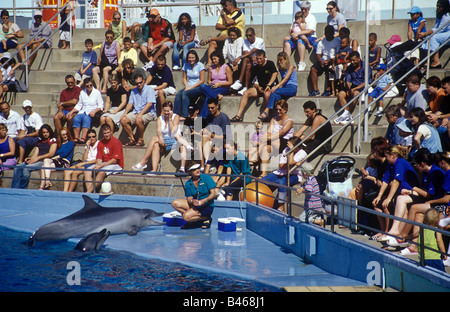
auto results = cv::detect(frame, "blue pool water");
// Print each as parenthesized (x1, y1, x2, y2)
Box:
(0, 226, 281, 292)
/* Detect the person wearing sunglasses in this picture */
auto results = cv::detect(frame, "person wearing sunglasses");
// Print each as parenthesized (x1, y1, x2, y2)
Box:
(108, 11, 127, 46)
(0, 10, 23, 53)
(92, 30, 121, 94)
(67, 78, 104, 144)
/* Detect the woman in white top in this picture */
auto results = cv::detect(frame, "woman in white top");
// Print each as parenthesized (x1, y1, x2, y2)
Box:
(222, 27, 244, 77)
(67, 78, 104, 143)
(132, 101, 193, 173)
(63, 128, 99, 192)
(258, 99, 294, 177)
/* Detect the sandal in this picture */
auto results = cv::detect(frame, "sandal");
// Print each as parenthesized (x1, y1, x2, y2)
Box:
(202, 218, 212, 229)
(257, 112, 269, 121)
(78, 138, 86, 145)
(200, 37, 211, 46)
(230, 115, 242, 122)
(125, 139, 136, 146)
(136, 140, 145, 147)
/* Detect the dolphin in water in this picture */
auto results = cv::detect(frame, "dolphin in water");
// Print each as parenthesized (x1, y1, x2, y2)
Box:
(75, 228, 110, 252)
(28, 195, 165, 246)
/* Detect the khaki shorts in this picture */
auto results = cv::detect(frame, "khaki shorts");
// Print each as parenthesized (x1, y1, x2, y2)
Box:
(102, 109, 125, 126)
(127, 111, 156, 125)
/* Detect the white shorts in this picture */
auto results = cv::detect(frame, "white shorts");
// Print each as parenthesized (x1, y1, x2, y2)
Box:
(60, 30, 71, 42)
(74, 72, 91, 83)
(98, 163, 123, 176)
(148, 85, 176, 97)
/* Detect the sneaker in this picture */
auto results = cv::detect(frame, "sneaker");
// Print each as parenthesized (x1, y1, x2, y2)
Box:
(172, 65, 181, 71)
(321, 90, 331, 97)
(142, 61, 154, 70)
(339, 114, 354, 125)
(374, 109, 384, 117)
(230, 80, 243, 91)
(308, 90, 320, 97)
(238, 87, 247, 96)
(297, 62, 306, 71)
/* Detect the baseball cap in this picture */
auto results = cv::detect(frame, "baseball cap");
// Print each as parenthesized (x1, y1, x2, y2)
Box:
(22, 100, 33, 108)
(34, 10, 43, 17)
(407, 6, 421, 14)
(375, 64, 387, 71)
(396, 119, 413, 133)
(387, 35, 401, 45)
(300, 162, 314, 175)
(149, 8, 159, 16)
(0, 52, 11, 61)
(188, 104, 198, 112)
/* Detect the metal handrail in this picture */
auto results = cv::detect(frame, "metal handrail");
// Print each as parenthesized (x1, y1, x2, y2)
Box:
(285, 17, 450, 165)
(2, 163, 448, 269)
(1, 2, 71, 89)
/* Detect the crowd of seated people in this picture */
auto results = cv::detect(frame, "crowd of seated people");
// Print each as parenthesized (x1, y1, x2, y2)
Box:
(0, 1, 449, 238)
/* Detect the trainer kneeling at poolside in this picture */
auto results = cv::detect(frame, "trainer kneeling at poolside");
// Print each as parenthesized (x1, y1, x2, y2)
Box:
(171, 161, 217, 229)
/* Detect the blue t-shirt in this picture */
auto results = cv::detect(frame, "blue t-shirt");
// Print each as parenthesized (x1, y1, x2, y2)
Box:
(205, 112, 231, 142)
(184, 173, 217, 209)
(346, 61, 372, 87)
(382, 157, 420, 192)
(78, 50, 97, 77)
(423, 164, 445, 199)
(183, 62, 205, 88)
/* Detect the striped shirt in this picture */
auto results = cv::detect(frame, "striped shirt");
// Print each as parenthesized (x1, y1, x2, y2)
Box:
(303, 176, 322, 210)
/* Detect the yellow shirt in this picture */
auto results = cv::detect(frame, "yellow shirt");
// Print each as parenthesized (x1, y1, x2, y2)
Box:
(217, 10, 245, 37)
(118, 48, 138, 67)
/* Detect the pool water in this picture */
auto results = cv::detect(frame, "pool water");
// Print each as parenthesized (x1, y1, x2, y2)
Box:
(0, 226, 281, 292)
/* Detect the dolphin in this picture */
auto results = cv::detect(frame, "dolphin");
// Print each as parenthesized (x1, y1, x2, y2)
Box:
(75, 228, 110, 252)
(28, 195, 165, 246)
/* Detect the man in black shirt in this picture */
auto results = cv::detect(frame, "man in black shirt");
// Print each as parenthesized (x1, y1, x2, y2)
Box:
(230, 49, 278, 122)
(202, 98, 231, 169)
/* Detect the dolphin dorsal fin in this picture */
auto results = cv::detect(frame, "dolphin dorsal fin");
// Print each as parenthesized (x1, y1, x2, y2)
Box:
(81, 195, 102, 211)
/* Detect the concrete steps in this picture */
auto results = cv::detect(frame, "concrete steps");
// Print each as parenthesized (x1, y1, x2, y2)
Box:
(3, 19, 448, 196)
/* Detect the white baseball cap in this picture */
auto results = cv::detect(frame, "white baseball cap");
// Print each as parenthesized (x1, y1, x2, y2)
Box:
(22, 100, 33, 108)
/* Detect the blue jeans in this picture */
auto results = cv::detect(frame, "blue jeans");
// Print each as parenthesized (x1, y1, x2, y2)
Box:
(267, 84, 297, 109)
(172, 41, 196, 68)
(262, 172, 299, 193)
(173, 87, 204, 118)
(199, 84, 229, 118)
(11, 161, 44, 189)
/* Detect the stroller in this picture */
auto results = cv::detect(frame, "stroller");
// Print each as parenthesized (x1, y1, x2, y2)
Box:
(316, 156, 358, 229)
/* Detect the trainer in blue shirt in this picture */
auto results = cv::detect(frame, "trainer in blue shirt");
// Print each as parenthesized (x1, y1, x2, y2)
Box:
(171, 161, 217, 229)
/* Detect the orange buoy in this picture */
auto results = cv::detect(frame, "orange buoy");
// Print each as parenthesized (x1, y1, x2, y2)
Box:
(239, 182, 274, 208)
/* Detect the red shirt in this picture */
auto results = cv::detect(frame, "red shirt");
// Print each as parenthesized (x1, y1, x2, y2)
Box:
(97, 136, 124, 169)
(59, 86, 82, 111)
(148, 18, 175, 45)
